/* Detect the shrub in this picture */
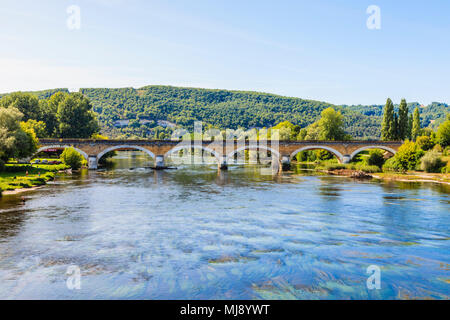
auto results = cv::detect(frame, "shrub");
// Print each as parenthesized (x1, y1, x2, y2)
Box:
(354, 163, 381, 173)
(437, 116, 450, 147)
(416, 135, 435, 151)
(60, 147, 83, 170)
(382, 157, 403, 172)
(315, 149, 334, 161)
(420, 150, 445, 173)
(383, 141, 424, 172)
(322, 163, 346, 171)
(366, 149, 385, 167)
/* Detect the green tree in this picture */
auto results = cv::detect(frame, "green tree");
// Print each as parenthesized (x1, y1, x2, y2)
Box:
(42, 92, 66, 137)
(411, 107, 421, 141)
(18, 122, 39, 158)
(416, 135, 435, 151)
(393, 113, 399, 140)
(383, 140, 424, 172)
(20, 119, 47, 138)
(56, 93, 99, 138)
(60, 147, 83, 170)
(297, 128, 307, 140)
(407, 114, 413, 140)
(436, 114, 450, 147)
(0, 107, 37, 164)
(367, 149, 385, 168)
(316, 107, 346, 140)
(304, 122, 321, 140)
(271, 121, 300, 140)
(0, 92, 41, 121)
(381, 98, 396, 141)
(315, 149, 334, 160)
(397, 99, 409, 140)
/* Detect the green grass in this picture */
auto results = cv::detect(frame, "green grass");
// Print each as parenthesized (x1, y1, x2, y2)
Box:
(0, 163, 69, 193)
(315, 162, 381, 173)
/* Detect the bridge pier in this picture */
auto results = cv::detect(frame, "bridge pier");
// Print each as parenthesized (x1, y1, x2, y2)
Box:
(342, 155, 351, 164)
(88, 156, 98, 170)
(155, 155, 165, 169)
(280, 155, 291, 171)
(218, 155, 228, 170)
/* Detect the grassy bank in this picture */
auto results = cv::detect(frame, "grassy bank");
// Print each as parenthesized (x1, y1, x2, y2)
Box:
(293, 160, 450, 184)
(0, 163, 70, 195)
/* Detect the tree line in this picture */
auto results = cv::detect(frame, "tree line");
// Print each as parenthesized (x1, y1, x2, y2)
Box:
(0, 92, 99, 170)
(0, 92, 99, 139)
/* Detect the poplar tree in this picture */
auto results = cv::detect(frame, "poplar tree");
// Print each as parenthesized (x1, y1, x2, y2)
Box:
(411, 107, 421, 141)
(407, 114, 413, 140)
(381, 98, 395, 141)
(397, 98, 409, 140)
(394, 113, 399, 140)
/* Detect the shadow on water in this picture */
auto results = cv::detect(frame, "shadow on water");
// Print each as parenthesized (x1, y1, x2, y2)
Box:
(0, 207, 26, 240)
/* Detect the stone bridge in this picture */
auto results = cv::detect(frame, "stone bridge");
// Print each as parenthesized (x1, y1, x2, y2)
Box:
(37, 139, 402, 171)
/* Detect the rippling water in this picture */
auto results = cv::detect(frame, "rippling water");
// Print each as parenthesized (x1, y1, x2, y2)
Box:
(0, 152, 449, 299)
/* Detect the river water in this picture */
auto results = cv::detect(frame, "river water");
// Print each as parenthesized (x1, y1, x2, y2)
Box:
(0, 152, 448, 299)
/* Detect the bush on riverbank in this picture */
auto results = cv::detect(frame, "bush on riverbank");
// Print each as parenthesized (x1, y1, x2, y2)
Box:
(420, 150, 445, 173)
(382, 141, 424, 173)
(366, 149, 385, 168)
(353, 164, 381, 173)
(320, 163, 347, 171)
(60, 147, 83, 170)
(318, 162, 381, 173)
(416, 135, 435, 151)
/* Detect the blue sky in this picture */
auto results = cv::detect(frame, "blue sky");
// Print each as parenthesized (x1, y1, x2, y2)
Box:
(0, 0, 449, 105)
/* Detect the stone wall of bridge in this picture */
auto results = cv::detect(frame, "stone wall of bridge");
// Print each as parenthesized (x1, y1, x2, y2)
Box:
(37, 139, 403, 170)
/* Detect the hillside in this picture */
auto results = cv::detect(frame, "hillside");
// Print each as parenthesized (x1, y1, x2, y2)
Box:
(79, 86, 382, 139)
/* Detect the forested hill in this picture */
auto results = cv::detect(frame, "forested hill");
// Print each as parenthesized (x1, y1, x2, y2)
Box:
(79, 86, 382, 138)
(2, 86, 448, 139)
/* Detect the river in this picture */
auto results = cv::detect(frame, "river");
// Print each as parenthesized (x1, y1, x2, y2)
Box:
(0, 151, 448, 299)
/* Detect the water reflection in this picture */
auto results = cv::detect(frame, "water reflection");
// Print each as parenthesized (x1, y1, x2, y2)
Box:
(0, 151, 448, 299)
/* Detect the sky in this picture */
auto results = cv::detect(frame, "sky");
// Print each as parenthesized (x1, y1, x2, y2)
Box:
(0, 0, 449, 105)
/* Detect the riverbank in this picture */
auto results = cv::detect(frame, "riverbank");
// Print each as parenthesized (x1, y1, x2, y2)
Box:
(372, 172, 450, 185)
(321, 168, 450, 185)
(0, 163, 70, 196)
(2, 185, 45, 195)
(293, 162, 450, 185)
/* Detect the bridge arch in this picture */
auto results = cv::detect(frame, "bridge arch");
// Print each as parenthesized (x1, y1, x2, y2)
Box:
(35, 145, 89, 161)
(226, 145, 280, 162)
(96, 145, 155, 161)
(349, 145, 397, 161)
(290, 146, 344, 163)
(164, 145, 221, 162)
